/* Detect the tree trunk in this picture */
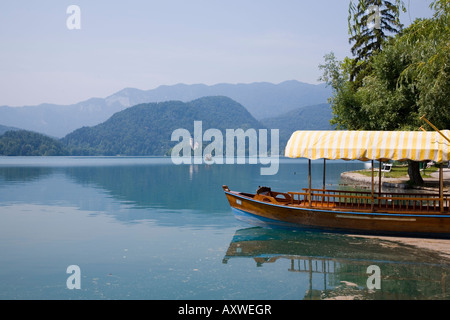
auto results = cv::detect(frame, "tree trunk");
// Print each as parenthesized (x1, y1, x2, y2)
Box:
(407, 160, 424, 186)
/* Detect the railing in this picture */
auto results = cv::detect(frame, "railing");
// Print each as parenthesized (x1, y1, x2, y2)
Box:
(287, 189, 450, 213)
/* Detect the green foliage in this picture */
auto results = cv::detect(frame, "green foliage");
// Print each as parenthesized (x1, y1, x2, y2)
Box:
(355, 38, 420, 130)
(321, 0, 450, 131)
(0, 130, 69, 156)
(355, 0, 450, 130)
(320, 0, 450, 185)
(348, 0, 405, 83)
(62, 96, 266, 156)
(319, 53, 366, 129)
(396, 0, 450, 130)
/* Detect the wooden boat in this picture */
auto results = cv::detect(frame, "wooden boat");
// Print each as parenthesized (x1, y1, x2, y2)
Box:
(223, 122, 450, 238)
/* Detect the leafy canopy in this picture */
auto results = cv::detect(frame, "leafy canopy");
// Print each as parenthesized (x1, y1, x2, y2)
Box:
(319, 0, 449, 184)
(320, 0, 450, 131)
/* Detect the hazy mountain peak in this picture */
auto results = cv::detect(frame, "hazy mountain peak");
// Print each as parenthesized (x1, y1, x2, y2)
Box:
(62, 96, 266, 156)
(0, 81, 331, 137)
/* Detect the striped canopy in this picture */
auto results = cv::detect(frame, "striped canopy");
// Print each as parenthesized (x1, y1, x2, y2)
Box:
(285, 130, 450, 163)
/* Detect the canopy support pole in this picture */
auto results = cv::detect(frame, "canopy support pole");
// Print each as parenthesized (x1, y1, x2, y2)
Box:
(378, 160, 382, 198)
(371, 160, 375, 211)
(421, 115, 450, 144)
(309, 159, 312, 207)
(440, 163, 444, 213)
(323, 159, 326, 191)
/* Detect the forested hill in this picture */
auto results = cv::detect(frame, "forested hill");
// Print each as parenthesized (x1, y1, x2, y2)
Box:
(0, 81, 331, 138)
(0, 130, 68, 156)
(262, 103, 333, 150)
(62, 96, 266, 156)
(0, 124, 20, 135)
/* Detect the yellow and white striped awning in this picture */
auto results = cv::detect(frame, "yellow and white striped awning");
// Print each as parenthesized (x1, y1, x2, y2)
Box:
(285, 130, 450, 162)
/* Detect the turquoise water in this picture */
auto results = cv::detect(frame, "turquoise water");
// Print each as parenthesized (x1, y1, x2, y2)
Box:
(1, 157, 450, 300)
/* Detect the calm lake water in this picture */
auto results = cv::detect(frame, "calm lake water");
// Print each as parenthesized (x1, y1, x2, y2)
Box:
(1, 156, 450, 300)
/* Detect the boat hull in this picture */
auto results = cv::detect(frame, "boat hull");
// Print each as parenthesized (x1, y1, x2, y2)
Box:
(224, 189, 450, 239)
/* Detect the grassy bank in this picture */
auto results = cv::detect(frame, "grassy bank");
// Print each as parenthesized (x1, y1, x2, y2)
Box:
(355, 164, 438, 179)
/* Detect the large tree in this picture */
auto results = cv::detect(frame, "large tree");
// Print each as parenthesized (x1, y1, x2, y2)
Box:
(356, 0, 450, 131)
(348, 0, 404, 85)
(320, 0, 450, 185)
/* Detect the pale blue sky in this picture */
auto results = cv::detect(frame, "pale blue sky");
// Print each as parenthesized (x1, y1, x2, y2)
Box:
(0, 1, 433, 106)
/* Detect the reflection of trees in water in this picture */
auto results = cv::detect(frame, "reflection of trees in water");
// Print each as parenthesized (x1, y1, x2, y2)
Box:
(0, 167, 53, 184)
(316, 258, 450, 300)
(224, 227, 450, 300)
(64, 163, 257, 212)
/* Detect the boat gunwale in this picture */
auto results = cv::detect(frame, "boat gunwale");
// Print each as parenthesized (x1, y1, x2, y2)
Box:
(224, 190, 450, 219)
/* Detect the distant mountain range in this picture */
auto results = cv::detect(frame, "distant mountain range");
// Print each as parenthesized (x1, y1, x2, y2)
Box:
(262, 103, 334, 149)
(0, 80, 331, 138)
(0, 95, 334, 156)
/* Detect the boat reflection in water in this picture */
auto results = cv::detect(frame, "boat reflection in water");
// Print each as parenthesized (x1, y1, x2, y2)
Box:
(223, 227, 450, 300)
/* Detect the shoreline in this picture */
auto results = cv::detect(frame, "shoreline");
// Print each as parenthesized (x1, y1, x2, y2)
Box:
(340, 168, 450, 192)
(341, 168, 450, 259)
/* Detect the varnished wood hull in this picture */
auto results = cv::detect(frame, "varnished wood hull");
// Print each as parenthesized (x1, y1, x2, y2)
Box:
(224, 188, 450, 239)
